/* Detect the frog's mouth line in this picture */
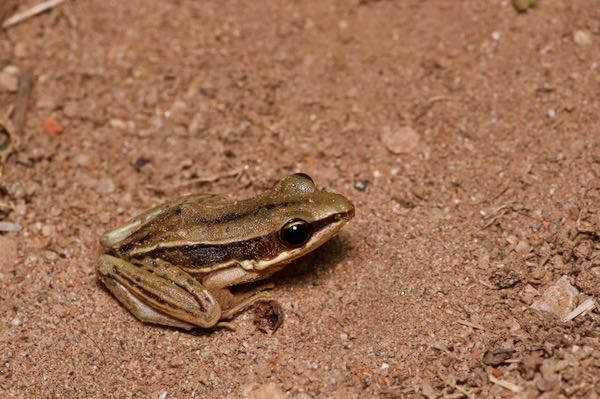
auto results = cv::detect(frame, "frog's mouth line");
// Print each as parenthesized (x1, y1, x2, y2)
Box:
(252, 210, 354, 271)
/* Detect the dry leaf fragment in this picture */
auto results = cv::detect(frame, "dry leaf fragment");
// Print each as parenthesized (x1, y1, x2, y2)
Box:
(253, 300, 284, 334)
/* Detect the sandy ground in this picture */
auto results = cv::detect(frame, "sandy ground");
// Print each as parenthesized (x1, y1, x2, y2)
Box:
(0, 0, 599, 397)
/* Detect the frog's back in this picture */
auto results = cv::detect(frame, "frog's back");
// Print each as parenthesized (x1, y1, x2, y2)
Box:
(99, 194, 232, 252)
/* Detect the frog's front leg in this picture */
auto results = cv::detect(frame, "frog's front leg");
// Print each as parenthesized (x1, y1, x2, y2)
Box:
(97, 255, 221, 330)
(202, 266, 279, 320)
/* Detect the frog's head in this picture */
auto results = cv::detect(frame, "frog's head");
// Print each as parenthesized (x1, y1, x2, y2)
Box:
(249, 173, 355, 270)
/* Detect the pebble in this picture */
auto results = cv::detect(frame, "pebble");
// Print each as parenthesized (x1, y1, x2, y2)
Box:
(515, 240, 530, 254)
(109, 118, 127, 129)
(63, 101, 79, 118)
(381, 125, 420, 154)
(41, 225, 54, 237)
(0, 65, 20, 92)
(75, 153, 91, 167)
(96, 178, 116, 194)
(354, 180, 369, 192)
(243, 383, 286, 399)
(573, 30, 592, 45)
(531, 276, 579, 318)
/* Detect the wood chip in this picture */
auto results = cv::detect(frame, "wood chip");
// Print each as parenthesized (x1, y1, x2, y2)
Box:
(457, 320, 485, 330)
(381, 125, 420, 155)
(488, 374, 523, 393)
(2, 0, 68, 29)
(0, 221, 21, 232)
(561, 298, 596, 322)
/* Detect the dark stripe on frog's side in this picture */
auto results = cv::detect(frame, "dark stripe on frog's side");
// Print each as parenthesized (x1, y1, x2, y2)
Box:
(144, 234, 282, 269)
(130, 213, 347, 269)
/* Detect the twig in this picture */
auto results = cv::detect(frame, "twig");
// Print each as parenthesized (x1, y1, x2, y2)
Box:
(0, 108, 17, 165)
(488, 375, 523, 393)
(561, 298, 596, 322)
(11, 68, 32, 134)
(470, 271, 496, 289)
(481, 205, 509, 229)
(457, 320, 485, 331)
(443, 374, 475, 399)
(413, 95, 450, 122)
(81, 329, 107, 367)
(2, 0, 68, 29)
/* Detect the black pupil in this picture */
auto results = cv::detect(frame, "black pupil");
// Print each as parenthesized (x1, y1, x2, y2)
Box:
(281, 222, 309, 246)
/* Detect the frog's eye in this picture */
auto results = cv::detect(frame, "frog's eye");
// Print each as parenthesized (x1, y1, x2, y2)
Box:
(279, 219, 312, 247)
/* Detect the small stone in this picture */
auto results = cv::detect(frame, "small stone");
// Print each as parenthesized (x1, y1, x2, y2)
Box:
(41, 225, 54, 237)
(491, 31, 501, 41)
(483, 348, 515, 366)
(96, 178, 116, 194)
(531, 276, 579, 318)
(0, 65, 20, 92)
(75, 153, 91, 167)
(573, 30, 592, 45)
(10, 318, 21, 327)
(109, 118, 127, 129)
(489, 266, 522, 289)
(381, 125, 420, 154)
(515, 240, 530, 254)
(354, 180, 369, 192)
(243, 383, 286, 399)
(63, 101, 79, 118)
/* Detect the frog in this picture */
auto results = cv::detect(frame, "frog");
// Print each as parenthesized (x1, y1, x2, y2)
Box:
(97, 173, 355, 330)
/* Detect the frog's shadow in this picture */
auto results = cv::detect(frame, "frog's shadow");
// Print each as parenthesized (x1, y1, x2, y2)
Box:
(265, 234, 354, 290)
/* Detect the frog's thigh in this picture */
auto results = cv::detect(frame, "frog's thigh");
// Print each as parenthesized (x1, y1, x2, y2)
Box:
(97, 255, 221, 329)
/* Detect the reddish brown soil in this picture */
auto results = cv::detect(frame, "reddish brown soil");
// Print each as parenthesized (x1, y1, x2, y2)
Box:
(1, 1, 599, 398)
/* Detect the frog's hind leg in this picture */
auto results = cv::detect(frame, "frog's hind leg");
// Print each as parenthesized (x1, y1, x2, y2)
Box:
(97, 255, 221, 330)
